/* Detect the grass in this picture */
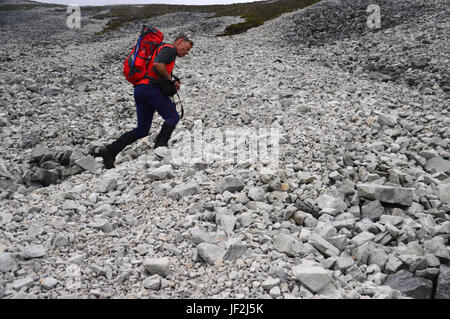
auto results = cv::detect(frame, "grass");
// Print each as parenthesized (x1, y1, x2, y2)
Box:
(92, 0, 322, 36)
(0, 0, 322, 36)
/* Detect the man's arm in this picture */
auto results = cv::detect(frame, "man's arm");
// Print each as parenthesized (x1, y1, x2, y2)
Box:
(153, 62, 181, 90)
(153, 63, 171, 80)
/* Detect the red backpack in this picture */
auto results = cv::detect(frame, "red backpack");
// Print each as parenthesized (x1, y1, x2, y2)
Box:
(123, 25, 164, 85)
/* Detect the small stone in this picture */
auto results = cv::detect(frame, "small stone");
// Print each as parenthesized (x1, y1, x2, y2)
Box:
(147, 165, 175, 180)
(143, 274, 161, 290)
(191, 228, 212, 245)
(21, 244, 46, 259)
(97, 178, 117, 193)
(424, 237, 450, 260)
(40, 277, 58, 289)
(361, 200, 384, 221)
(351, 232, 376, 246)
(75, 155, 99, 172)
(196, 243, 225, 265)
(12, 277, 35, 290)
(308, 233, 340, 257)
(261, 277, 280, 291)
(247, 186, 265, 202)
(273, 233, 304, 257)
(357, 183, 415, 206)
(0, 253, 16, 272)
(269, 286, 282, 298)
(167, 182, 200, 199)
(63, 200, 77, 210)
(384, 269, 433, 299)
(335, 257, 355, 272)
(218, 176, 244, 193)
(385, 255, 404, 274)
(52, 233, 69, 247)
(369, 249, 389, 269)
(292, 264, 332, 293)
(88, 218, 113, 233)
(317, 194, 347, 212)
(435, 264, 450, 299)
(143, 257, 170, 277)
(224, 238, 247, 261)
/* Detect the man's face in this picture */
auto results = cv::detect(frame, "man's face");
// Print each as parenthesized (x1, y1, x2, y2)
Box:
(176, 40, 192, 57)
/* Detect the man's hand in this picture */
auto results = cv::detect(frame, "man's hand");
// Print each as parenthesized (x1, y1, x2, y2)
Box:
(174, 80, 181, 91)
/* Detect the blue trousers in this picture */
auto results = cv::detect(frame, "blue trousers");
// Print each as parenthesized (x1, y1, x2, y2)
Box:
(132, 84, 180, 139)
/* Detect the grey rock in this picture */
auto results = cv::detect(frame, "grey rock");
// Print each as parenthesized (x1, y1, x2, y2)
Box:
(369, 249, 389, 269)
(385, 255, 404, 274)
(63, 200, 77, 210)
(88, 218, 113, 233)
(224, 238, 247, 261)
(143, 257, 170, 277)
(292, 263, 332, 293)
(273, 233, 304, 257)
(317, 194, 347, 212)
(438, 183, 450, 205)
(0, 253, 16, 272)
(357, 183, 415, 206)
(269, 286, 282, 298)
(398, 254, 428, 272)
(352, 241, 376, 264)
(351, 232, 376, 246)
(424, 237, 450, 260)
(361, 200, 385, 221)
(335, 257, 355, 272)
(261, 277, 280, 291)
(346, 264, 366, 282)
(41, 277, 58, 289)
(247, 186, 265, 201)
(425, 157, 450, 174)
(191, 228, 212, 245)
(52, 233, 69, 247)
(308, 233, 340, 257)
(197, 243, 226, 265)
(143, 274, 161, 290)
(75, 155, 99, 173)
(97, 178, 117, 193)
(147, 165, 175, 180)
(435, 264, 450, 299)
(21, 244, 46, 259)
(384, 270, 433, 299)
(12, 277, 35, 290)
(167, 182, 200, 199)
(218, 176, 244, 193)
(31, 168, 59, 186)
(218, 214, 237, 233)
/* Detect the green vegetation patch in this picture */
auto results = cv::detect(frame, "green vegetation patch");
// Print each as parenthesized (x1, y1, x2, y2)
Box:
(0, 0, 322, 36)
(91, 0, 321, 36)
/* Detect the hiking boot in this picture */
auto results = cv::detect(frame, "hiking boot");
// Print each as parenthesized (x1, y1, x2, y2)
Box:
(154, 122, 176, 149)
(98, 147, 115, 169)
(98, 131, 139, 169)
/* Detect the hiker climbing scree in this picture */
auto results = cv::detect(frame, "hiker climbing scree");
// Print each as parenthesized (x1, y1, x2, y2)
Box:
(96, 27, 193, 169)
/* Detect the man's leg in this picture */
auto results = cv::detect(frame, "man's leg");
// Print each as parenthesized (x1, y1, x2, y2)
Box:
(148, 86, 180, 149)
(98, 85, 155, 169)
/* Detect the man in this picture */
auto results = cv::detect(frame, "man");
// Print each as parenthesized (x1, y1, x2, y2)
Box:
(97, 34, 193, 169)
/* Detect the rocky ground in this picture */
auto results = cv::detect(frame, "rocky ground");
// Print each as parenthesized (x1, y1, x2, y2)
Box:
(0, 0, 449, 299)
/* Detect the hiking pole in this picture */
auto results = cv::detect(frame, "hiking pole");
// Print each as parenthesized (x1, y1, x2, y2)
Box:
(171, 74, 184, 120)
